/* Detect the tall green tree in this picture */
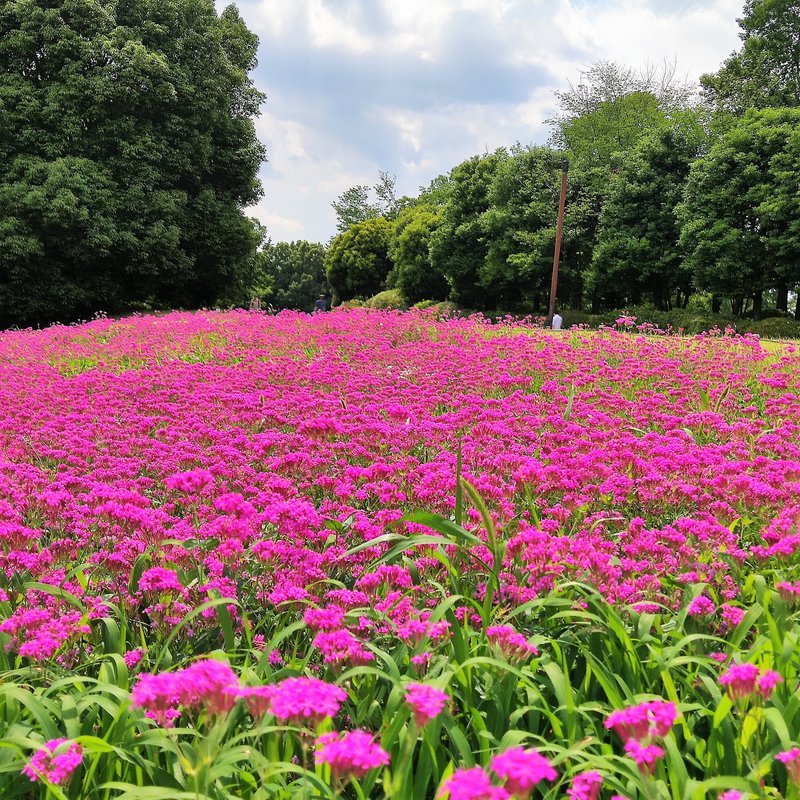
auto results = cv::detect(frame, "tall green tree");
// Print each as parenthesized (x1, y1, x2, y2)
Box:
(546, 59, 697, 312)
(257, 240, 328, 311)
(0, 0, 266, 327)
(479, 146, 568, 311)
(325, 217, 393, 303)
(701, 0, 800, 115)
(590, 116, 706, 310)
(429, 150, 508, 309)
(387, 205, 447, 305)
(556, 92, 669, 170)
(678, 107, 800, 318)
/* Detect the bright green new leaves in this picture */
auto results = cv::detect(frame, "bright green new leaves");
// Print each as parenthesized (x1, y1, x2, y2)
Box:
(0, 0, 266, 327)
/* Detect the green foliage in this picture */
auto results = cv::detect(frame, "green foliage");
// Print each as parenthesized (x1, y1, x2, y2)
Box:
(429, 150, 509, 309)
(365, 289, 406, 309)
(256, 240, 328, 312)
(325, 218, 394, 302)
(387, 205, 448, 305)
(590, 116, 706, 310)
(560, 92, 669, 170)
(678, 107, 800, 317)
(331, 171, 398, 233)
(557, 305, 800, 337)
(477, 147, 569, 312)
(701, 0, 800, 115)
(0, 0, 266, 327)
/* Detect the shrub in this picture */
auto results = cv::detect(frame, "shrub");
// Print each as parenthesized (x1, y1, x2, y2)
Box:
(365, 289, 406, 309)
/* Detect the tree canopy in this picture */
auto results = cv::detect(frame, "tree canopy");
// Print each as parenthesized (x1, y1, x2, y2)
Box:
(701, 0, 800, 114)
(331, 171, 399, 233)
(678, 107, 800, 317)
(0, 0, 265, 327)
(256, 240, 328, 311)
(590, 115, 707, 310)
(325, 217, 393, 303)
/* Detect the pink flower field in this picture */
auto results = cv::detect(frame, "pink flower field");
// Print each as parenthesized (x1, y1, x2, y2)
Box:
(0, 309, 799, 799)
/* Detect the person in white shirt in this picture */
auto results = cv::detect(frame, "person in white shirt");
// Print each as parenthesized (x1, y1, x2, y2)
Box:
(551, 312, 563, 330)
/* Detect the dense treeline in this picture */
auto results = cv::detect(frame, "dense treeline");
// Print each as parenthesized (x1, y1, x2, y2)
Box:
(2, 0, 798, 325)
(309, 0, 800, 320)
(0, 0, 265, 328)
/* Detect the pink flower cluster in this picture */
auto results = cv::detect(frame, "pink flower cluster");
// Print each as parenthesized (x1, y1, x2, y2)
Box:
(486, 624, 539, 661)
(605, 700, 678, 774)
(315, 730, 389, 779)
(440, 747, 556, 799)
(568, 771, 603, 800)
(22, 738, 83, 785)
(405, 682, 449, 726)
(131, 661, 347, 728)
(777, 747, 800, 785)
(719, 662, 783, 703)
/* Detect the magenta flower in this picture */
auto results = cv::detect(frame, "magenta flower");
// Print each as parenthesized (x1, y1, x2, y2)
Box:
(777, 747, 800, 785)
(604, 699, 677, 743)
(165, 467, 214, 494)
(757, 670, 783, 700)
(315, 730, 389, 779)
(776, 581, 800, 603)
(238, 685, 275, 717)
(567, 771, 603, 800)
(490, 747, 557, 796)
(719, 663, 782, 702)
(486, 625, 539, 662)
(123, 648, 144, 670)
(623, 740, 664, 774)
(687, 595, 715, 617)
(138, 567, 183, 594)
(304, 605, 346, 631)
(439, 767, 509, 800)
(22, 739, 82, 785)
(269, 677, 347, 725)
(405, 682, 449, 727)
(179, 659, 241, 715)
(131, 671, 182, 727)
(312, 628, 374, 667)
(719, 604, 746, 629)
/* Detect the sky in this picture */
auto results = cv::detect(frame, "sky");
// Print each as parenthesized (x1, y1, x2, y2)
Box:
(214, 0, 746, 244)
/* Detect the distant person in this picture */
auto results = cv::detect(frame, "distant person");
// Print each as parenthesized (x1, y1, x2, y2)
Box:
(314, 294, 329, 313)
(551, 312, 563, 330)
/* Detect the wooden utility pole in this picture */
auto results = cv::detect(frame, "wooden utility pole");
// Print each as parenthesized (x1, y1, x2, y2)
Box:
(547, 159, 569, 324)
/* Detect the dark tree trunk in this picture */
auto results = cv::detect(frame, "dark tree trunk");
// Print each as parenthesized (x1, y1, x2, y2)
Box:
(712, 294, 722, 314)
(777, 284, 789, 312)
(752, 291, 762, 320)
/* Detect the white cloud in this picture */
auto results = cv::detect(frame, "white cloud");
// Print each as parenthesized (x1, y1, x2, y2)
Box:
(306, 0, 374, 52)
